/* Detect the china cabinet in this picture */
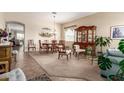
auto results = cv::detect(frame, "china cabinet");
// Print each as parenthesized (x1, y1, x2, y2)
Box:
(74, 26, 96, 55)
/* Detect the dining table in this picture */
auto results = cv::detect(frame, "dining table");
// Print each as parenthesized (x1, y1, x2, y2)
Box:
(42, 43, 65, 53)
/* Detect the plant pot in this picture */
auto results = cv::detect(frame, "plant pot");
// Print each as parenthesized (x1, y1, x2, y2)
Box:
(108, 75, 119, 81)
(108, 75, 124, 81)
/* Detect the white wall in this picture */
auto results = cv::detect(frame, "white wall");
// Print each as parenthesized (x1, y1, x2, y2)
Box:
(3, 12, 124, 52)
(62, 12, 124, 52)
(3, 13, 61, 51)
(0, 13, 5, 29)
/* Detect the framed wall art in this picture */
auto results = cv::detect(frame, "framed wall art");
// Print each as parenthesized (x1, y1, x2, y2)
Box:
(111, 25, 124, 39)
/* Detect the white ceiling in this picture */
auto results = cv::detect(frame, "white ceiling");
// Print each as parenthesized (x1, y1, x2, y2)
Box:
(4, 12, 96, 24)
(53, 12, 96, 24)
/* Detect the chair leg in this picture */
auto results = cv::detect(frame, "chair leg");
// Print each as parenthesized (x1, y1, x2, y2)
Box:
(58, 54, 60, 59)
(67, 55, 68, 60)
(73, 51, 75, 55)
(52, 48, 54, 54)
(61, 55, 63, 57)
(78, 53, 79, 60)
(70, 53, 71, 58)
(39, 48, 40, 52)
(75, 52, 78, 57)
(28, 48, 29, 52)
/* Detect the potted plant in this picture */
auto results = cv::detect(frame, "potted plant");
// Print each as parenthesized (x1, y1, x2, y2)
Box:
(95, 36, 112, 55)
(109, 39, 124, 80)
(0, 28, 8, 43)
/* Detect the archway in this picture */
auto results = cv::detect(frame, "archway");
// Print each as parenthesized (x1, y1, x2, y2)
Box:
(6, 21, 25, 52)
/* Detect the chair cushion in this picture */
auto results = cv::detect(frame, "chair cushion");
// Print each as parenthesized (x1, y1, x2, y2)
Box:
(74, 45, 80, 49)
(66, 50, 71, 54)
(29, 45, 35, 47)
(76, 49, 85, 52)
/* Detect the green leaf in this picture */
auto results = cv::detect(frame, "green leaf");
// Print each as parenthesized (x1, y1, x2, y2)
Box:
(98, 56, 112, 70)
(119, 60, 124, 72)
(95, 36, 112, 53)
(118, 39, 124, 54)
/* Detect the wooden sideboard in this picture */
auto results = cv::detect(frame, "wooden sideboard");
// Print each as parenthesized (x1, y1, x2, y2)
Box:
(0, 42, 12, 71)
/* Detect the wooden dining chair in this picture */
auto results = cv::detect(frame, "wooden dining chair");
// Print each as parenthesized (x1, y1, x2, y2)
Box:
(59, 40, 65, 48)
(52, 40, 57, 44)
(51, 40, 58, 53)
(28, 40, 36, 52)
(58, 48, 71, 60)
(39, 40, 48, 53)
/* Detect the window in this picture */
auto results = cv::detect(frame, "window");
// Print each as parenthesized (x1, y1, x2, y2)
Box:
(17, 33, 24, 40)
(65, 28, 75, 41)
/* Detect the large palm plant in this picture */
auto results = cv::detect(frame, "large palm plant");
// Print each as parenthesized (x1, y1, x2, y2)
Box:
(95, 36, 112, 53)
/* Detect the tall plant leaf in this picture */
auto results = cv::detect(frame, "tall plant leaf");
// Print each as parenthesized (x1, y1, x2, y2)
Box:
(95, 36, 112, 53)
(119, 60, 124, 73)
(98, 56, 112, 70)
(118, 39, 124, 54)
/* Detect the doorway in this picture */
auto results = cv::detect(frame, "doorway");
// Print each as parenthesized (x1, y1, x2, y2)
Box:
(6, 21, 25, 52)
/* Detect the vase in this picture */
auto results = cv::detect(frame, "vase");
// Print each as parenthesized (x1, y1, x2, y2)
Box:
(1, 37, 8, 43)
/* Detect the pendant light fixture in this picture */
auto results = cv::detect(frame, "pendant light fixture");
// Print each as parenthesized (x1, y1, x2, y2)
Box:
(52, 12, 57, 40)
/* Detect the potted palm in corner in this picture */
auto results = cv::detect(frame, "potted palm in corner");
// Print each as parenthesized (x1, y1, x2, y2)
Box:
(109, 39, 124, 81)
(95, 36, 112, 55)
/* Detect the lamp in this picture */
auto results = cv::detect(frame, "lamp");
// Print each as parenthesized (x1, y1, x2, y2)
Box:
(39, 12, 57, 38)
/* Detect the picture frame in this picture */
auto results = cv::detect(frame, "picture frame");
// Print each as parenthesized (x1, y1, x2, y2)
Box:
(111, 25, 124, 39)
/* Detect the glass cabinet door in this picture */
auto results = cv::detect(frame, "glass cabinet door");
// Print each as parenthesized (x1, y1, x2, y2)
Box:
(77, 32, 82, 42)
(75, 27, 96, 43)
(82, 31, 87, 42)
(88, 30, 93, 42)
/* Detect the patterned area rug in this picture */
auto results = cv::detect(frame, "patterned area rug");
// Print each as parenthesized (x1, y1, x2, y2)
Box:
(28, 74, 51, 81)
(29, 52, 104, 81)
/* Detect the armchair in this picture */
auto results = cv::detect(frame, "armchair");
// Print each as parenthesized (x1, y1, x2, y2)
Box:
(73, 44, 86, 59)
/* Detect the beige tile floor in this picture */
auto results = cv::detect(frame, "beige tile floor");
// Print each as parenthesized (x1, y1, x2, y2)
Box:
(11, 47, 105, 81)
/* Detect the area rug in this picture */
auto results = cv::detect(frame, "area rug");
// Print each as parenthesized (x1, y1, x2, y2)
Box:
(29, 52, 104, 81)
(28, 74, 51, 81)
